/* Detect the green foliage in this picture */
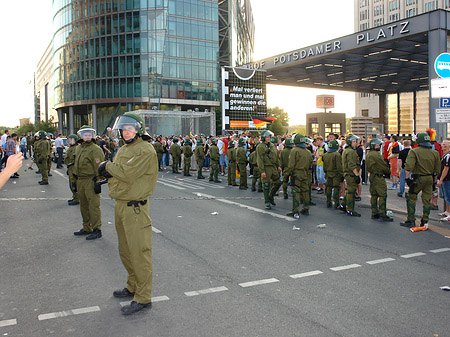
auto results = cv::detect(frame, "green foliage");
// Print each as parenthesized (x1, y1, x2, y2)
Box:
(35, 121, 57, 134)
(267, 106, 289, 127)
(289, 124, 306, 135)
(268, 119, 287, 136)
(14, 123, 35, 136)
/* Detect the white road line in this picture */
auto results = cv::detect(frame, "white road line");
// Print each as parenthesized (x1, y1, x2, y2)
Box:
(330, 264, 362, 271)
(38, 306, 100, 321)
(0, 197, 68, 201)
(290, 270, 323, 279)
(157, 180, 186, 190)
(51, 169, 69, 181)
(0, 319, 17, 328)
(429, 248, 450, 253)
(168, 180, 206, 190)
(184, 286, 228, 297)
(187, 180, 225, 189)
(400, 252, 426, 258)
(152, 226, 162, 234)
(366, 258, 396, 265)
(239, 278, 279, 288)
(120, 295, 170, 307)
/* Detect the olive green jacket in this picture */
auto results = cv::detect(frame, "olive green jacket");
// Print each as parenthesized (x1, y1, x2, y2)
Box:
(405, 146, 441, 175)
(366, 150, 390, 176)
(236, 146, 248, 164)
(170, 143, 181, 161)
(107, 138, 158, 201)
(194, 145, 204, 162)
(153, 141, 164, 155)
(209, 144, 220, 161)
(73, 142, 104, 179)
(228, 147, 236, 163)
(34, 139, 50, 160)
(342, 147, 360, 176)
(285, 147, 312, 180)
(323, 151, 343, 178)
(280, 147, 292, 170)
(256, 142, 279, 172)
(182, 145, 193, 159)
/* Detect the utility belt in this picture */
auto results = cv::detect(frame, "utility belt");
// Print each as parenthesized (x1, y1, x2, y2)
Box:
(127, 199, 148, 214)
(228, 160, 235, 163)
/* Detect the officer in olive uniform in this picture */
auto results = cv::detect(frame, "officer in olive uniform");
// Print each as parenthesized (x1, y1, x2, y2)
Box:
(285, 134, 313, 217)
(108, 137, 116, 161)
(237, 138, 248, 189)
(227, 140, 238, 186)
(280, 139, 293, 199)
(209, 138, 221, 183)
(119, 138, 126, 148)
(73, 125, 104, 240)
(34, 131, 51, 185)
(249, 142, 262, 192)
(182, 138, 193, 176)
(170, 138, 181, 174)
(64, 134, 80, 206)
(27, 134, 33, 158)
(341, 135, 362, 217)
(98, 112, 158, 315)
(256, 130, 282, 209)
(400, 132, 441, 228)
(194, 138, 205, 179)
(366, 138, 393, 222)
(153, 137, 164, 171)
(322, 140, 343, 208)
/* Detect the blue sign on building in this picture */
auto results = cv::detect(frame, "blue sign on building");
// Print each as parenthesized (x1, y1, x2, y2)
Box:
(435, 53, 450, 78)
(440, 98, 450, 108)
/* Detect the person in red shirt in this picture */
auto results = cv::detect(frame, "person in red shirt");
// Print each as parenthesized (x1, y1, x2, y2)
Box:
(383, 135, 391, 168)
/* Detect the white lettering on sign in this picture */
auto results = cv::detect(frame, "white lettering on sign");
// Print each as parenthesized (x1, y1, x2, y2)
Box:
(271, 40, 342, 66)
(357, 21, 410, 45)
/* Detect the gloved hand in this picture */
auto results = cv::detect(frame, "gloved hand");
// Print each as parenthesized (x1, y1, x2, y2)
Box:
(406, 178, 414, 188)
(94, 183, 101, 194)
(383, 173, 391, 179)
(355, 176, 361, 184)
(71, 182, 77, 193)
(66, 170, 69, 176)
(98, 161, 113, 178)
(38, 159, 43, 164)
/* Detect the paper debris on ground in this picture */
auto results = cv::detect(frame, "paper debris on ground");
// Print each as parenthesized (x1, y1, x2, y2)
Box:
(211, 212, 219, 215)
(292, 225, 300, 231)
(317, 224, 326, 228)
(440, 286, 450, 291)
(196, 193, 202, 197)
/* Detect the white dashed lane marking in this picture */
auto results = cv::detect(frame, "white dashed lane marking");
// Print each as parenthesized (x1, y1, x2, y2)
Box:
(0, 319, 17, 328)
(290, 270, 324, 279)
(429, 248, 450, 253)
(400, 252, 426, 259)
(184, 286, 228, 297)
(157, 180, 186, 190)
(120, 296, 170, 307)
(330, 264, 362, 271)
(152, 226, 162, 234)
(38, 306, 100, 321)
(366, 258, 396, 265)
(51, 169, 69, 181)
(239, 278, 279, 288)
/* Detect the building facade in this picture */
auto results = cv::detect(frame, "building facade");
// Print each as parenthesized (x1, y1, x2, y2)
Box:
(35, 41, 56, 125)
(43, 0, 254, 135)
(354, 0, 450, 135)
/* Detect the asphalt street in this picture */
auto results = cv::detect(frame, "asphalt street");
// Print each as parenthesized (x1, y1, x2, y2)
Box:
(1, 161, 450, 337)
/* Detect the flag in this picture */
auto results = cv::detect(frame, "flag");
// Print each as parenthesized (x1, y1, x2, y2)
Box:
(251, 116, 277, 129)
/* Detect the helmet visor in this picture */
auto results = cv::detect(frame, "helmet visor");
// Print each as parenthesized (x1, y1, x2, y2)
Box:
(77, 128, 96, 141)
(112, 115, 142, 138)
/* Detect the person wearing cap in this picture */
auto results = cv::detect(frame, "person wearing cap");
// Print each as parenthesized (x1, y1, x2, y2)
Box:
(153, 137, 164, 171)
(34, 131, 51, 185)
(64, 134, 80, 206)
(182, 138, 193, 176)
(209, 138, 221, 183)
(323, 140, 343, 209)
(249, 140, 262, 192)
(400, 132, 441, 229)
(170, 138, 181, 174)
(341, 134, 362, 217)
(366, 138, 393, 222)
(237, 138, 248, 189)
(280, 138, 293, 199)
(227, 140, 238, 186)
(73, 126, 105, 240)
(194, 138, 205, 179)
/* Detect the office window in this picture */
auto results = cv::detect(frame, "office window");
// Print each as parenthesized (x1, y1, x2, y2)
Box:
(361, 109, 369, 117)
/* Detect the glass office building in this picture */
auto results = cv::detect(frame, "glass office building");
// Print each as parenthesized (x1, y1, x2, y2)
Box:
(51, 0, 253, 135)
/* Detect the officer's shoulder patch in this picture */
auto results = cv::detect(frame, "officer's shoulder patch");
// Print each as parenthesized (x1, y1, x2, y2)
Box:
(96, 159, 100, 163)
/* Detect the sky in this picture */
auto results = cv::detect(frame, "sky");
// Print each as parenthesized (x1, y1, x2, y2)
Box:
(0, 0, 355, 128)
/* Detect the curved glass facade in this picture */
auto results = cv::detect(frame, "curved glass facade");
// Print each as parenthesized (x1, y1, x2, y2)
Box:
(52, 0, 221, 133)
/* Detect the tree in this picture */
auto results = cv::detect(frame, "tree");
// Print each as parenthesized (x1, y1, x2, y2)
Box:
(14, 123, 35, 136)
(35, 121, 57, 134)
(268, 119, 287, 136)
(267, 107, 289, 127)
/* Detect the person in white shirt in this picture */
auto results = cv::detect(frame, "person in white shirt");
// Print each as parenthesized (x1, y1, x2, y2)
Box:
(55, 134, 65, 168)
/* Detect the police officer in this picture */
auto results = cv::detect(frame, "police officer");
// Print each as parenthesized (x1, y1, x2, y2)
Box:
(322, 140, 343, 208)
(170, 138, 181, 174)
(34, 131, 50, 185)
(400, 132, 441, 228)
(227, 140, 238, 186)
(249, 141, 262, 192)
(182, 138, 193, 176)
(47, 134, 53, 177)
(194, 138, 205, 179)
(209, 138, 221, 183)
(153, 137, 164, 171)
(341, 135, 362, 217)
(285, 134, 313, 217)
(256, 130, 282, 209)
(237, 138, 248, 189)
(98, 112, 158, 315)
(73, 125, 104, 240)
(64, 134, 80, 206)
(280, 138, 293, 199)
(366, 138, 393, 222)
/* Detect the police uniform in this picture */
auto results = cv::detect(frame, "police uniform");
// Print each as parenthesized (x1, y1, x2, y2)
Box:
(170, 140, 181, 173)
(322, 140, 343, 208)
(73, 126, 104, 240)
(285, 134, 312, 216)
(227, 141, 238, 186)
(153, 139, 164, 170)
(249, 144, 262, 192)
(182, 140, 193, 176)
(366, 139, 393, 221)
(237, 139, 248, 189)
(194, 139, 205, 179)
(256, 131, 282, 209)
(64, 134, 79, 205)
(34, 131, 51, 185)
(342, 135, 362, 217)
(209, 139, 221, 182)
(401, 133, 441, 228)
(280, 139, 293, 199)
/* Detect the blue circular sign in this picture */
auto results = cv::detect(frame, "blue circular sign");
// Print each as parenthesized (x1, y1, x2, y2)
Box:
(435, 53, 450, 78)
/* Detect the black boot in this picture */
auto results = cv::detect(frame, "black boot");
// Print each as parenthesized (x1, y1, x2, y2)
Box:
(121, 301, 152, 315)
(300, 209, 309, 216)
(68, 200, 80, 206)
(346, 211, 361, 217)
(113, 288, 135, 298)
(380, 216, 394, 222)
(86, 229, 102, 240)
(400, 220, 415, 228)
(74, 229, 91, 236)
